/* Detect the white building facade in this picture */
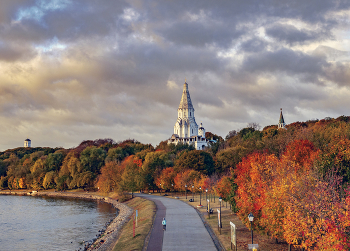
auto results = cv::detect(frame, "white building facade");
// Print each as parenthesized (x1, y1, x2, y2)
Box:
(24, 138, 31, 147)
(168, 82, 210, 150)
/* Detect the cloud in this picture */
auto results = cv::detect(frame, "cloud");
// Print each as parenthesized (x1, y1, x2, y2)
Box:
(265, 23, 331, 45)
(0, 0, 350, 150)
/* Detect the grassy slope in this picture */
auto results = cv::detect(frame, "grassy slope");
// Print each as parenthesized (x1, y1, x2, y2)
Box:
(113, 197, 156, 251)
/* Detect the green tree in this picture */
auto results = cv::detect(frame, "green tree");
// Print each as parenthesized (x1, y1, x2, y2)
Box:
(43, 171, 56, 189)
(105, 147, 124, 163)
(141, 151, 172, 189)
(80, 147, 106, 174)
(119, 157, 143, 197)
(175, 150, 214, 175)
(45, 151, 65, 172)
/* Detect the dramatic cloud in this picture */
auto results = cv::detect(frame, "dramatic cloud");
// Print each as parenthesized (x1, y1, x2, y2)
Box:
(0, 0, 350, 150)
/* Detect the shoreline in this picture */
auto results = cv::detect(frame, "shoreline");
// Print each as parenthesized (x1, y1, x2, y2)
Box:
(0, 190, 133, 251)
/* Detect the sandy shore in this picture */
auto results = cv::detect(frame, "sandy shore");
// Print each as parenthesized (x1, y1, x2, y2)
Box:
(0, 190, 133, 251)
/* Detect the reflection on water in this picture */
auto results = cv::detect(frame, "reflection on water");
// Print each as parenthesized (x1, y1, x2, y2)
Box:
(0, 195, 118, 251)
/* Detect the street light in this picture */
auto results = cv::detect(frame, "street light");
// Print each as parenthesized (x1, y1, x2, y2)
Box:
(248, 212, 254, 244)
(192, 185, 194, 201)
(219, 197, 222, 228)
(207, 199, 210, 219)
(199, 186, 202, 206)
(159, 183, 162, 195)
(172, 183, 174, 197)
(205, 188, 208, 201)
(185, 185, 187, 199)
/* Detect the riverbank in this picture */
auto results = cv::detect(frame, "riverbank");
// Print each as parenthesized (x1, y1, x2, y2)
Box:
(0, 190, 133, 251)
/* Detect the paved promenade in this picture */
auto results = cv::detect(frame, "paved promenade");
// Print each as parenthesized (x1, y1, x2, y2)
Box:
(137, 194, 217, 251)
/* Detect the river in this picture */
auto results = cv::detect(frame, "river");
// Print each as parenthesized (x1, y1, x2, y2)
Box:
(0, 195, 118, 251)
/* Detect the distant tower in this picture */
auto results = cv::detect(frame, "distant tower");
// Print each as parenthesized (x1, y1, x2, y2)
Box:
(24, 138, 31, 147)
(168, 81, 210, 150)
(278, 108, 286, 129)
(173, 81, 198, 138)
(198, 122, 206, 137)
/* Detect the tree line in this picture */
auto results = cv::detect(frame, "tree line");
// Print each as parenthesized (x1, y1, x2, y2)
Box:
(1, 115, 350, 249)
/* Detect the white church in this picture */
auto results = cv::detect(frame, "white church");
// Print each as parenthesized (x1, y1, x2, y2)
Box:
(168, 81, 211, 150)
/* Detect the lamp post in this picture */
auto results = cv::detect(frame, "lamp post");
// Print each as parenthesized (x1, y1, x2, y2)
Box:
(205, 188, 208, 201)
(185, 185, 187, 199)
(248, 212, 254, 244)
(159, 183, 161, 195)
(192, 185, 194, 201)
(219, 197, 222, 228)
(172, 183, 174, 197)
(207, 199, 210, 219)
(199, 186, 202, 206)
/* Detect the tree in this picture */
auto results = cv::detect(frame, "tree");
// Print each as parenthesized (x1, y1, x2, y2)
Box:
(43, 171, 56, 189)
(45, 151, 65, 172)
(225, 130, 237, 140)
(235, 152, 278, 228)
(141, 151, 171, 189)
(216, 148, 241, 174)
(96, 161, 125, 193)
(174, 169, 201, 192)
(105, 147, 124, 163)
(174, 150, 214, 175)
(119, 156, 143, 198)
(216, 175, 236, 207)
(156, 167, 177, 191)
(80, 146, 106, 174)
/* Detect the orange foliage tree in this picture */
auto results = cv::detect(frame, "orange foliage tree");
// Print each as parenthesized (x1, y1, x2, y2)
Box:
(174, 169, 201, 192)
(234, 139, 350, 249)
(235, 151, 279, 228)
(95, 161, 125, 193)
(155, 167, 176, 191)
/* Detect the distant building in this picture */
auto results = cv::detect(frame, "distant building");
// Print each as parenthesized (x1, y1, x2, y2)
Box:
(168, 81, 211, 150)
(24, 138, 31, 147)
(278, 108, 286, 129)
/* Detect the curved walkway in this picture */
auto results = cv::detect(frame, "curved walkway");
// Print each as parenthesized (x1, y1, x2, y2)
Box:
(137, 194, 216, 251)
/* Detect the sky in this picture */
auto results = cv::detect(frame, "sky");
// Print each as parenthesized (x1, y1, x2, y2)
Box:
(1, 0, 350, 150)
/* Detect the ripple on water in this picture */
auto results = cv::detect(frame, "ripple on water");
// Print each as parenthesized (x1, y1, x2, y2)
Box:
(0, 195, 118, 251)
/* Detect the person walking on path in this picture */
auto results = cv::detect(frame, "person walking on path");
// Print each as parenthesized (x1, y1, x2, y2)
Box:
(162, 217, 167, 231)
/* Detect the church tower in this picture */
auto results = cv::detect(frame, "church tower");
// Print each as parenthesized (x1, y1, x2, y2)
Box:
(24, 138, 31, 147)
(198, 122, 206, 138)
(168, 81, 210, 150)
(173, 81, 199, 137)
(278, 108, 286, 129)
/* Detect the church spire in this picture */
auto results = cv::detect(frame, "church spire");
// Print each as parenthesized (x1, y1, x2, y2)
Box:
(279, 108, 285, 124)
(178, 81, 194, 109)
(278, 108, 286, 129)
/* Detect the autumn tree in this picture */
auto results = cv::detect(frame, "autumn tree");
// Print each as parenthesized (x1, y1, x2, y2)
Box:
(216, 175, 237, 211)
(119, 156, 143, 198)
(96, 161, 125, 193)
(174, 169, 202, 192)
(155, 167, 177, 191)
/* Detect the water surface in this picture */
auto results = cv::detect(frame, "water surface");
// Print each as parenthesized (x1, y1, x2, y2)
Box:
(0, 195, 117, 251)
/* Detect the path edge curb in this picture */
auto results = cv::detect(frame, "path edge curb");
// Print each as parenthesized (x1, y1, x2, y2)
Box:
(194, 208, 226, 251)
